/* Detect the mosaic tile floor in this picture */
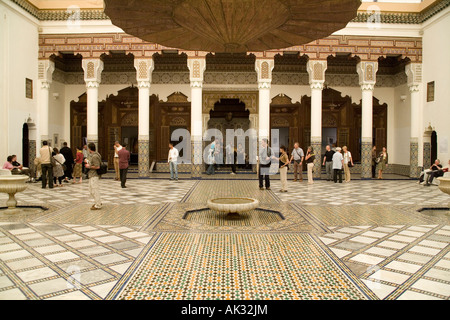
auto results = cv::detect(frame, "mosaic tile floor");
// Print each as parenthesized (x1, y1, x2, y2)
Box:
(0, 178, 449, 300)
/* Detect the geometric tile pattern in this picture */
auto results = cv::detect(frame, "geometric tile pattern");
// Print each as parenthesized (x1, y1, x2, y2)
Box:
(112, 233, 373, 300)
(270, 180, 449, 207)
(138, 139, 150, 178)
(360, 140, 373, 179)
(0, 222, 153, 300)
(319, 224, 450, 300)
(0, 179, 196, 208)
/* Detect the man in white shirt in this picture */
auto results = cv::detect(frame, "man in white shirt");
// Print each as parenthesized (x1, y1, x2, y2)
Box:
(113, 141, 122, 181)
(168, 143, 179, 181)
(332, 147, 344, 184)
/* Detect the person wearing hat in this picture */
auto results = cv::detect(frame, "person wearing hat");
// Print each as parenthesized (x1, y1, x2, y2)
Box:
(332, 147, 344, 183)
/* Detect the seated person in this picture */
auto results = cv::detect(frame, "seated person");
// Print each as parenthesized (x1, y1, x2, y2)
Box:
(10, 155, 31, 179)
(425, 159, 449, 186)
(3, 156, 16, 171)
(419, 159, 442, 184)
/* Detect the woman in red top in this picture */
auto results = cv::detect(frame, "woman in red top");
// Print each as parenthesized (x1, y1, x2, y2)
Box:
(72, 147, 84, 184)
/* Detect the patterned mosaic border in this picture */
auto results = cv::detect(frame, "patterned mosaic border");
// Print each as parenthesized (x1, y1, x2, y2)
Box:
(109, 232, 375, 300)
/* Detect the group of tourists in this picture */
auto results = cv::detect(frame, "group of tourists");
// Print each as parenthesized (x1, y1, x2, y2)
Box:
(257, 141, 391, 193)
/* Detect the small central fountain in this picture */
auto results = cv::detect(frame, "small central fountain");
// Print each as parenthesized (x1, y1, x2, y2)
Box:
(206, 198, 260, 218)
(438, 177, 450, 208)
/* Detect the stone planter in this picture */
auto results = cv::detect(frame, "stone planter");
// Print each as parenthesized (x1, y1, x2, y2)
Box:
(0, 176, 29, 214)
(207, 198, 260, 217)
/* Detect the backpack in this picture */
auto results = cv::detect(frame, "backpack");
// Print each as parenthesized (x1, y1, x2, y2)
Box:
(97, 162, 108, 176)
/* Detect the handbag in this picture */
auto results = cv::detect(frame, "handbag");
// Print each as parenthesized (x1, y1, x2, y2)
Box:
(49, 148, 56, 167)
(54, 156, 67, 171)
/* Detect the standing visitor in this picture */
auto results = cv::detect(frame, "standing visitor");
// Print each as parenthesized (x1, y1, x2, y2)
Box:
(332, 147, 344, 184)
(73, 146, 84, 184)
(168, 143, 179, 181)
(342, 146, 354, 182)
(113, 141, 122, 181)
(52, 148, 66, 188)
(206, 139, 217, 175)
(231, 147, 237, 175)
(39, 141, 54, 189)
(371, 146, 378, 179)
(119, 144, 131, 188)
(84, 143, 102, 210)
(82, 144, 89, 179)
(377, 147, 389, 180)
(275, 146, 290, 193)
(237, 143, 245, 168)
(305, 146, 315, 184)
(290, 142, 304, 182)
(226, 142, 233, 166)
(322, 145, 335, 181)
(258, 139, 272, 190)
(60, 142, 74, 183)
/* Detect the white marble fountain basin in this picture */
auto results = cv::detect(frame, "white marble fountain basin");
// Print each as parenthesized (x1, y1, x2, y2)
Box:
(438, 177, 450, 200)
(0, 175, 29, 211)
(207, 198, 260, 214)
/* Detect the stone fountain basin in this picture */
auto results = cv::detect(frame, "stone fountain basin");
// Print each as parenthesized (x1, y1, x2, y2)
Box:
(0, 176, 29, 209)
(438, 177, 450, 196)
(207, 198, 260, 214)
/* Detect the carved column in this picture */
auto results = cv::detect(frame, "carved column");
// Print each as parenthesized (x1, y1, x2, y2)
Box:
(307, 60, 327, 179)
(406, 63, 422, 178)
(187, 56, 206, 179)
(134, 58, 154, 178)
(255, 59, 274, 143)
(357, 61, 378, 179)
(38, 60, 55, 144)
(82, 58, 104, 148)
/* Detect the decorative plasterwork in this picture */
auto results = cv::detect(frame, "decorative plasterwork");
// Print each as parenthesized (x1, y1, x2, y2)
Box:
(307, 60, 327, 89)
(81, 58, 104, 85)
(134, 58, 154, 84)
(255, 59, 274, 88)
(38, 59, 55, 84)
(203, 91, 258, 115)
(357, 61, 379, 90)
(187, 57, 206, 87)
(39, 33, 423, 62)
(405, 62, 423, 89)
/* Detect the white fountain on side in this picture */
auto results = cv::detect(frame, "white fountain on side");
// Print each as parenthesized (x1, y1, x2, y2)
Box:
(0, 175, 29, 214)
(438, 177, 450, 207)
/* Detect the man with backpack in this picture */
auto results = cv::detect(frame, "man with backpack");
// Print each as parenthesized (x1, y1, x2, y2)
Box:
(84, 143, 103, 210)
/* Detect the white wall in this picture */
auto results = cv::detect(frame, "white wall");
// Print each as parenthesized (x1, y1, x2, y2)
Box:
(0, 1, 39, 163)
(422, 10, 450, 164)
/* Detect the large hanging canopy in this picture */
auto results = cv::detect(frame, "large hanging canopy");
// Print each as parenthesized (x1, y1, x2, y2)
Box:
(104, 0, 361, 53)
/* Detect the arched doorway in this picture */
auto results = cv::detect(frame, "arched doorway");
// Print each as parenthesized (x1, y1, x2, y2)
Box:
(207, 99, 252, 169)
(22, 123, 29, 167)
(431, 131, 438, 163)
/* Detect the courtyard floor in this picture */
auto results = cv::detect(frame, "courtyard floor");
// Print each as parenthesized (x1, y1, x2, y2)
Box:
(0, 176, 449, 300)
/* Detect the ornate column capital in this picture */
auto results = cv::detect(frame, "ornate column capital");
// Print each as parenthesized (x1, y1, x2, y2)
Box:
(134, 58, 155, 85)
(82, 58, 104, 86)
(137, 81, 151, 89)
(357, 61, 378, 89)
(406, 62, 422, 89)
(38, 59, 55, 86)
(307, 60, 327, 88)
(85, 81, 100, 89)
(187, 56, 206, 85)
(255, 58, 274, 88)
